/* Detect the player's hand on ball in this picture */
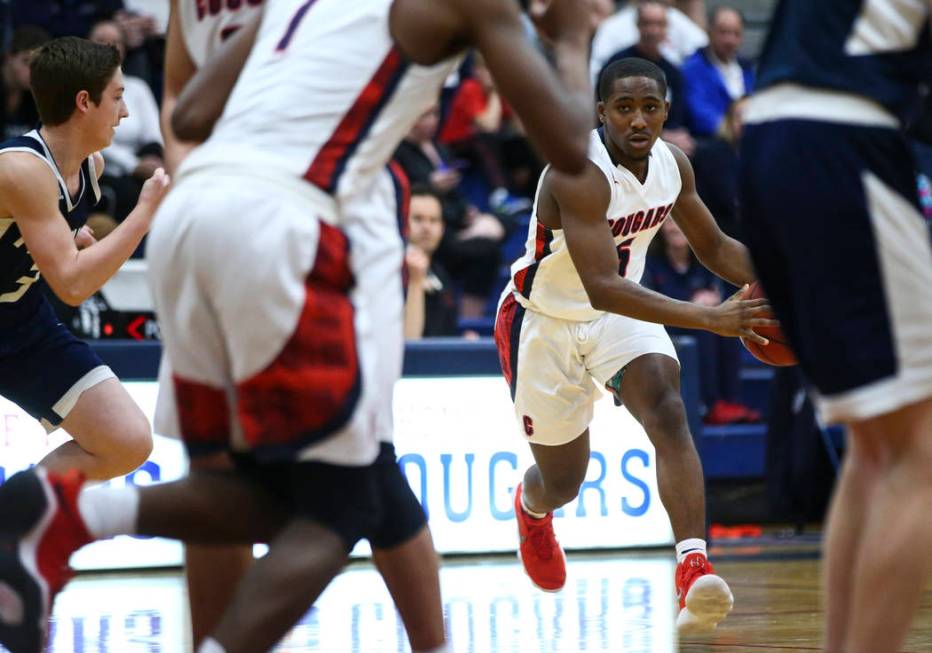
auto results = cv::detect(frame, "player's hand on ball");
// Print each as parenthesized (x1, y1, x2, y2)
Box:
(708, 283, 779, 345)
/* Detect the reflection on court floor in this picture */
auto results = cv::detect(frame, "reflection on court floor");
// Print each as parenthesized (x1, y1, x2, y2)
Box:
(41, 552, 676, 653)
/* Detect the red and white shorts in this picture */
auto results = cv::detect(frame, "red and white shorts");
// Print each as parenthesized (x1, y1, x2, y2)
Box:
(495, 292, 678, 446)
(147, 169, 384, 466)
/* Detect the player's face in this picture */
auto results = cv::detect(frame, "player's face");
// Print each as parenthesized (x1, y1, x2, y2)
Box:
(409, 195, 444, 254)
(89, 68, 129, 149)
(598, 77, 668, 162)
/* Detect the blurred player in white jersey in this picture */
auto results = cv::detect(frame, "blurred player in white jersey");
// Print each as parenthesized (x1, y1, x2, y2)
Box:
(0, 1, 603, 652)
(158, 2, 267, 645)
(495, 58, 774, 632)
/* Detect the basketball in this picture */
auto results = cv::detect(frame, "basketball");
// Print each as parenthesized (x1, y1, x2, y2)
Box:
(740, 282, 797, 367)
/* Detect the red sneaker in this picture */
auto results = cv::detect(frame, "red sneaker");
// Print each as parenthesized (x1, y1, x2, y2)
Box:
(675, 552, 734, 633)
(0, 468, 92, 653)
(513, 483, 565, 592)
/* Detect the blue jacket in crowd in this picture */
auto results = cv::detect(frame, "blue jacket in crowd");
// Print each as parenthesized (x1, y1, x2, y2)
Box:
(682, 48, 755, 137)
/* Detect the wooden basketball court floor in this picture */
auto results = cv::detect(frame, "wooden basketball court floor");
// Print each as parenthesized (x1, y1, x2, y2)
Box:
(31, 534, 932, 652)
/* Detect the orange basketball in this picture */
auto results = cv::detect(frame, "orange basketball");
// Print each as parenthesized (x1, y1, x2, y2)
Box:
(739, 282, 798, 367)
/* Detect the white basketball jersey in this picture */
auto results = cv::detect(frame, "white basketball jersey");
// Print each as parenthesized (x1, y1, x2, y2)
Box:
(180, 0, 460, 203)
(178, 0, 265, 68)
(506, 130, 682, 322)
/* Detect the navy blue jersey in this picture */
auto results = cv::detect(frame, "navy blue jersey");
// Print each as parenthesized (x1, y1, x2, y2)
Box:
(0, 130, 101, 327)
(757, 0, 932, 123)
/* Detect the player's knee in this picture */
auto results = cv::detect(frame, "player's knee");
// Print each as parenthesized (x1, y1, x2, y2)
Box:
(639, 390, 689, 446)
(107, 416, 153, 476)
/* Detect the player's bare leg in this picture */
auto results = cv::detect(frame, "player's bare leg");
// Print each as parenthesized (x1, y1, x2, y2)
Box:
(620, 354, 705, 542)
(840, 398, 932, 653)
(42, 378, 152, 480)
(373, 525, 446, 652)
(182, 452, 256, 648)
(821, 427, 878, 653)
(522, 433, 592, 514)
(209, 519, 348, 653)
(620, 353, 732, 632)
(514, 432, 590, 591)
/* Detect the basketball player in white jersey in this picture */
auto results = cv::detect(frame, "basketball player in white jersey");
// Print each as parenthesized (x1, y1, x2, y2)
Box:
(0, 2, 599, 653)
(495, 58, 775, 633)
(158, 1, 267, 644)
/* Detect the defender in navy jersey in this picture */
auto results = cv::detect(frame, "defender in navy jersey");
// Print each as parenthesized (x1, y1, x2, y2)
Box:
(0, 37, 170, 482)
(739, 2, 932, 652)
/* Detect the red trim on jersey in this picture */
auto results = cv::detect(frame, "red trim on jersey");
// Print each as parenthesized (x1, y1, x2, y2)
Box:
(305, 48, 405, 192)
(533, 222, 549, 260)
(513, 267, 530, 297)
(388, 160, 410, 242)
(235, 222, 360, 456)
(494, 293, 525, 400)
(495, 294, 518, 390)
(173, 376, 231, 454)
(514, 222, 553, 298)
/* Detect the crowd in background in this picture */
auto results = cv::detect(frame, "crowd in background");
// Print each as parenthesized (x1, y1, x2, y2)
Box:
(1, 0, 929, 426)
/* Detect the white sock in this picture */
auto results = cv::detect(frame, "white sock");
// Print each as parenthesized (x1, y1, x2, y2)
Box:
(675, 538, 707, 564)
(417, 645, 450, 653)
(77, 484, 140, 540)
(521, 492, 547, 519)
(197, 638, 227, 653)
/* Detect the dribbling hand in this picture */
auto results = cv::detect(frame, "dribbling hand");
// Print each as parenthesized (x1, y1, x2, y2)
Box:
(707, 284, 779, 345)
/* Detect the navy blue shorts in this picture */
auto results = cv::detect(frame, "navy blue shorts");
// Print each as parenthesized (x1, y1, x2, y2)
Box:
(232, 443, 427, 552)
(0, 299, 114, 429)
(739, 120, 932, 423)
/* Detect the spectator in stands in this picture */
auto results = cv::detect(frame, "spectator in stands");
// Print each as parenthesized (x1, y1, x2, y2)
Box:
(112, 7, 160, 95)
(0, 26, 48, 140)
(439, 53, 515, 208)
(395, 105, 505, 320)
(682, 6, 754, 138)
(596, 1, 695, 156)
(12, 0, 122, 39)
(90, 19, 163, 223)
(644, 218, 760, 425)
(590, 0, 707, 81)
(404, 185, 459, 339)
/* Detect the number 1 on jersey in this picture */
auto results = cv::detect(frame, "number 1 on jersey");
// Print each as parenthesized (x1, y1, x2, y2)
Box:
(616, 238, 634, 277)
(276, 0, 320, 51)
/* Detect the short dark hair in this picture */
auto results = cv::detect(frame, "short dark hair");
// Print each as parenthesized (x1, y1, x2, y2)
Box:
(598, 57, 667, 102)
(29, 36, 122, 127)
(9, 26, 50, 55)
(709, 5, 745, 28)
(410, 183, 444, 206)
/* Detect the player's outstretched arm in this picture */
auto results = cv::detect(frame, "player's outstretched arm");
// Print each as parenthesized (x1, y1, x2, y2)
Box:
(161, 0, 199, 174)
(0, 155, 170, 306)
(553, 163, 773, 343)
(172, 13, 261, 143)
(666, 142, 756, 287)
